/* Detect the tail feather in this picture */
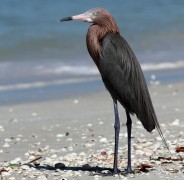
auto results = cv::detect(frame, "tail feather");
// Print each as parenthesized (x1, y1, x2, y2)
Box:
(137, 78, 171, 155)
(154, 115, 172, 155)
(137, 87, 171, 155)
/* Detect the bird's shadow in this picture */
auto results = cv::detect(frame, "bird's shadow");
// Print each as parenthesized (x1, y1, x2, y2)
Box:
(25, 163, 128, 176)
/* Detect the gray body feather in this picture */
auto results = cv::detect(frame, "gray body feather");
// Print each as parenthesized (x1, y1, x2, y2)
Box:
(99, 33, 160, 134)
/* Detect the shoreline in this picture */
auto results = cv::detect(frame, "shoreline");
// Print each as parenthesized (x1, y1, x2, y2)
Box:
(1, 66, 184, 107)
(0, 81, 184, 179)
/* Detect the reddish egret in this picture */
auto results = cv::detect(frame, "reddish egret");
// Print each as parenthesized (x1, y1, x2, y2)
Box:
(60, 8, 169, 174)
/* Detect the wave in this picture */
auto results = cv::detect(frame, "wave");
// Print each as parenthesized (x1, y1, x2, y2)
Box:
(141, 60, 184, 71)
(0, 77, 100, 92)
(41, 60, 184, 75)
(41, 65, 99, 75)
(0, 60, 183, 92)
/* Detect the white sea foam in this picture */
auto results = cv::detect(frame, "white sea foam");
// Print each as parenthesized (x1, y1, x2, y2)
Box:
(141, 60, 184, 71)
(0, 77, 100, 92)
(0, 60, 183, 92)
(41, 60, 184, 75)
(41, 65, 99, 75)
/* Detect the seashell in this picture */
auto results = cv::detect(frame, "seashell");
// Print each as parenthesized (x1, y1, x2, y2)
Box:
(137, 138, 146, 143)
(36, 175, 47, 180)
(34, 151, 42, 156)
(10, 157, 22, 164)
(68, 146, 74, 151)
(3, 143, 10, 147)
(178, 132, 184, 138)
(144, 150, 153, 157)
(56, 134, 65, 138)
(1, 171, 11, 176)
(133, 145, 143, 150)
(15, 138, 21, 141)
(155, 136, 162, 141)
(99, 138, 108, 143)
(28, 155, 36, 160)
(170, 119, 180, 126)
(79, 152, 86, 156)
(135, 150, 144, 155)
(9, 177, 16, 180)
(4, 138, 11, 142)
(61, 148, 67, 152)
(20, 165, 30, 170)
(142, 142, 153, 147)
(51, 154, 57, 159)
(84, 143, 94, 147)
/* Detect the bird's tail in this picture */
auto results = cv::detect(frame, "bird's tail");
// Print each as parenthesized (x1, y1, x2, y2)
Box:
(139, 94, 172, 155)
(137, 81, 171, 155)
(153, 112, 172, 155)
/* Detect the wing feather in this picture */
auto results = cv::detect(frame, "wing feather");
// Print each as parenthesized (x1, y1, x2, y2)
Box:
(98, 33, 169, 151)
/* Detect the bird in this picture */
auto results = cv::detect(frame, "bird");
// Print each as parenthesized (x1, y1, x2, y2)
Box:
(60, 8, 169, 174)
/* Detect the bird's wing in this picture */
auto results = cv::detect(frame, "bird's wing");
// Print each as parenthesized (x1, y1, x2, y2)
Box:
(99, 33, 170, 151)
(99, 33, 165, 139)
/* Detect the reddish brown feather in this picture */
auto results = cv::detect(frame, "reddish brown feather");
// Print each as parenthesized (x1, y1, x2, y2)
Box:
(86, 9, 119, 67)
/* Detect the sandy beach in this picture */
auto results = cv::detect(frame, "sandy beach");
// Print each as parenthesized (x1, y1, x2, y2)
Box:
(0, 81, 184, 179)
(1, 1, 184, 179)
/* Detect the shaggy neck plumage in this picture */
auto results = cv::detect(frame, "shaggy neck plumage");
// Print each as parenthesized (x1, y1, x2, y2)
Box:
(86, 16, 119, 67)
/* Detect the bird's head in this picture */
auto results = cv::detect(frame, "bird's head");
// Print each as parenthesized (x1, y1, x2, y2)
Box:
(60, 8, 114, 25)
(60, 7, 120, 39)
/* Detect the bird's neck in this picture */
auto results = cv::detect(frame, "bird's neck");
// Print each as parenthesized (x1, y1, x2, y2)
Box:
(86, 24, 119, 67)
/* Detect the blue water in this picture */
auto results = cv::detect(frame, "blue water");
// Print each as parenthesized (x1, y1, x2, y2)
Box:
(0, 0, 184, 105)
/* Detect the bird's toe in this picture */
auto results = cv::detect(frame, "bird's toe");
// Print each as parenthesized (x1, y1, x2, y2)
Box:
(126, 167, 134, 174)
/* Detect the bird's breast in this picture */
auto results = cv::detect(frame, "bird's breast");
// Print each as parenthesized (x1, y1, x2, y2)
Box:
(86, 31, 102, 67)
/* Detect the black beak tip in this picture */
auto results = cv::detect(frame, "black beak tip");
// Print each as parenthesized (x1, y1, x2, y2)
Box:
(60, 16, 73, 22)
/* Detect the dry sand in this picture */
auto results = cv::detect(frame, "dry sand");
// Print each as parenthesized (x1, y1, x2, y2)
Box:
(0, 82, 184, 179)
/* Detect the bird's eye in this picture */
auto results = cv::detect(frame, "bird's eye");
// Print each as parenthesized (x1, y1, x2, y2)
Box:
(93, 12, 99, 16)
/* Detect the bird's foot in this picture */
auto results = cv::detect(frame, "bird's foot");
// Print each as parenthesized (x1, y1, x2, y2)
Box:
(126, 166, 134, 174)
(110, 166, 134, 175)
(111, 167, 121, 175)
(108, 167, 134, 176)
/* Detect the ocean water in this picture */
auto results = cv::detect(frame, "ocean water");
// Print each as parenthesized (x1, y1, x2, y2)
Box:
(0, 0, 184, 105)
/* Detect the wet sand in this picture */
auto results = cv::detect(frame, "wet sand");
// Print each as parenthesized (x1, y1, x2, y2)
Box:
(0, 82, 184, 179)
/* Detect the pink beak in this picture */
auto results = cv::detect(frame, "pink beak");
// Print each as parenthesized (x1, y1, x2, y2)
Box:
(60, 13, 92, 22)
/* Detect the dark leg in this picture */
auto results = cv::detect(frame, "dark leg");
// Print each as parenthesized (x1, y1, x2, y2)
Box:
(113, 99, 120, 174)
(125, 110, 133, 173)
